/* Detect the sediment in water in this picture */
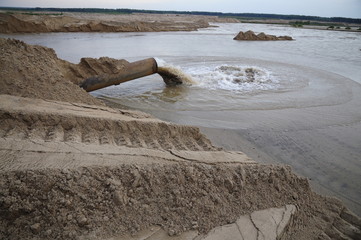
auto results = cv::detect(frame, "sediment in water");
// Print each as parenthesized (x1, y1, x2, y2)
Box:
(158, 66, 196, 86)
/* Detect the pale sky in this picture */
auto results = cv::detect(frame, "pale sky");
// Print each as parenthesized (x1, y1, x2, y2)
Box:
(1, 0, 361, 18)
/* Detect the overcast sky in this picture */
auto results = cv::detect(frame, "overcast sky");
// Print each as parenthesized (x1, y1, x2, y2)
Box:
(1, 0, 361, 18)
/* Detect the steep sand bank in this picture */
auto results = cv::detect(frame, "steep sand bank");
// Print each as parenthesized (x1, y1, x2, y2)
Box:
(0, 38, 360, 239)
(0, 12, 238, 33)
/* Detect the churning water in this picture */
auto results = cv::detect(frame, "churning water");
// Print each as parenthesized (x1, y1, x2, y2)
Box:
(157, 58, 279, 92)
(186, 64, 277, 91)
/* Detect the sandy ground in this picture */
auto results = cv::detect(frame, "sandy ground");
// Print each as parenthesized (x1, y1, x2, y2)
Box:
(1, 35, 361, 239)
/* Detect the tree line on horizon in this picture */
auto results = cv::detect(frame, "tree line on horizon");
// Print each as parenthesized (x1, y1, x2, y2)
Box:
(1, 7, 360, 24)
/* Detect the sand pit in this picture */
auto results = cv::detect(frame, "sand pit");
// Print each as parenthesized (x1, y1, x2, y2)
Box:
(1, 38, 361, 239)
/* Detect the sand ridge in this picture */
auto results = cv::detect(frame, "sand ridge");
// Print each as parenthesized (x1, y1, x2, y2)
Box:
(0, 38, 360, 239)
(0, 94, 216, 153)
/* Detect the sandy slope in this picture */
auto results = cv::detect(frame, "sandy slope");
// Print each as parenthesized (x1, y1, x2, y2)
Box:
(0, 38, 360, 239)
(1, 94, 360, 240)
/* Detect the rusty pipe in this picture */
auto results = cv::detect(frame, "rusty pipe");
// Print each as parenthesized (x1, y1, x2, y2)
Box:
(80, 58, 158, 92)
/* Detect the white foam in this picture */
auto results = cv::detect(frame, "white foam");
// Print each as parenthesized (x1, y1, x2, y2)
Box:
(185, 64, 279, 92)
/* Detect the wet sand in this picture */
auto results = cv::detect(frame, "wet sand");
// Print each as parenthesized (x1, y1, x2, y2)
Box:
(200, 91, 361, 217)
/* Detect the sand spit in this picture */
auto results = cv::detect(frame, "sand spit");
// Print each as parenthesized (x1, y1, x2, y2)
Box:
(0, 38, 360, 239)
(0, 12, 238, 33)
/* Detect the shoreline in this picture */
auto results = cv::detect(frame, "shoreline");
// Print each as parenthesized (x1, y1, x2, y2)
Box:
(199, 126, 361, 217)
(238, 19, 361, 32)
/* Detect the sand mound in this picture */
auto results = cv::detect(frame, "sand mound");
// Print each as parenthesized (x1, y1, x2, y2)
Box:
(0, 38, 360, 240)
(233, 30, 293, 41)
(0, 38, 131, 104)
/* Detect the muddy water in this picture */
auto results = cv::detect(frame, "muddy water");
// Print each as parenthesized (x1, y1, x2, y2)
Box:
(2, 23, 361, 215)
(157, 65, 195, 86)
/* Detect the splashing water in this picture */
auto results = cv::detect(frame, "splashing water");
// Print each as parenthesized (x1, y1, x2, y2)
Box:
(155, 58, 196, 85)
(155, 58, 279, 93)
(186, 64, 279, 92)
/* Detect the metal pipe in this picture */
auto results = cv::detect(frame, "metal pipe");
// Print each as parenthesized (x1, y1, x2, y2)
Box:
(80, 58, 158, 92)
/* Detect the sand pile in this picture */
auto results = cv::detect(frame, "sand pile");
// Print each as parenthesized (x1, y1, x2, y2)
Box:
(233, 30, 293, 41)
(0, 161, 336, 239)
(0, 38, 132, 104)
(0, 38, 360, 240)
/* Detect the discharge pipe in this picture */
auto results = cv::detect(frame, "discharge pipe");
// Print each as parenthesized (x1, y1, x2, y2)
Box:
(80, 58, 182, 92)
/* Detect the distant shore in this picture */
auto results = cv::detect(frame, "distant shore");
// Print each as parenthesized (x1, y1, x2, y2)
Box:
(1, 10, 360, 34)
(237, 18, 361, 32)
(0, 11, 237, 33)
